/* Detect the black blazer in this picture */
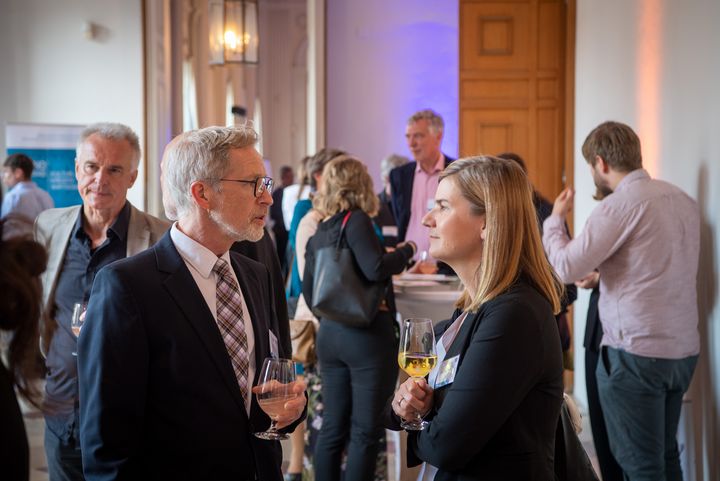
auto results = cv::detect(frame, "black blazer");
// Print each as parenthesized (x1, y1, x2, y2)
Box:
(388, 155, 454, 243)
(583, 287, 602, 352)
(388, 279, 563, 481)
(78, 232, 302, 481)
(303, 209, 414, 318)
(232, 228, 289, 354)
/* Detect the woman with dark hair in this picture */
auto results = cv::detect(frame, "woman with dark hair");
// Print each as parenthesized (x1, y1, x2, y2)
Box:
(388, 156, 564, 480)
(1, 238, 48, 481)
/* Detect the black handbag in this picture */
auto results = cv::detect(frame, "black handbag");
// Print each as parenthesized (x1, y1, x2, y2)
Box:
(311, 211, 384, 328)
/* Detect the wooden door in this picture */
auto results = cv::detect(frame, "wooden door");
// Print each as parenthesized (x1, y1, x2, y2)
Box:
(459, 0, 575, 202)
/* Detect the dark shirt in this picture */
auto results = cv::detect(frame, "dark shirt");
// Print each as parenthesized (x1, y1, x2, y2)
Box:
(44, 202, 130, 441)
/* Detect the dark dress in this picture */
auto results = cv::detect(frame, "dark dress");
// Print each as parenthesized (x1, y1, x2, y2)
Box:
(303, 209, 414, 481)
(387, 279, 564, 481)
(0, 362, 29, 481)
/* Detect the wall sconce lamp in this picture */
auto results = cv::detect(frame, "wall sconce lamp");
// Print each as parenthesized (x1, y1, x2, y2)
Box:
(208, 0, 259, 65)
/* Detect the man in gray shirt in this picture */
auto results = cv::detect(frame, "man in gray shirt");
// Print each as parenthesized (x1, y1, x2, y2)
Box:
(543, 121, 700, 481)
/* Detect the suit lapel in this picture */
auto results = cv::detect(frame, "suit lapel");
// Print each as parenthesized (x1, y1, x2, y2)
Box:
(434, 310, 481, 400)
(156, 234, 248, 413)
(126, 204, 151, 256)
(43, 206, 81, 308)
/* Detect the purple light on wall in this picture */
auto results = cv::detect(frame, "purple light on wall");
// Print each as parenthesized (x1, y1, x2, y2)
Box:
(327, 0, 458, 184)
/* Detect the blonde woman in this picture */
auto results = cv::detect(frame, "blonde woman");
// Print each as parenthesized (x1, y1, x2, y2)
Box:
(303, 157, 416, 481)
(389, 156, 564, 480)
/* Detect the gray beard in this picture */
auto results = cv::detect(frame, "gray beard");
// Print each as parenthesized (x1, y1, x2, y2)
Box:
(208, 208, 263, 243)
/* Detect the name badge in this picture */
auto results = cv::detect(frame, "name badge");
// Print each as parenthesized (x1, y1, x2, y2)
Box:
(269, 331, 279, 358)
(382, 225, 398, 237)
(434, 355, 459, 389)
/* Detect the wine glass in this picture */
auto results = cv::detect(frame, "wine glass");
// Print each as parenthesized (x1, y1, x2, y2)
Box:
(397, 318, 437, 430)
(417, 250, 437, 275)
(254, 357, 298, 440)
(71, 302, 86, 356)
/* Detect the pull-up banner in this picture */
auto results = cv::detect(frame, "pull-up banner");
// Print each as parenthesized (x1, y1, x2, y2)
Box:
(6, 122, 85, 208)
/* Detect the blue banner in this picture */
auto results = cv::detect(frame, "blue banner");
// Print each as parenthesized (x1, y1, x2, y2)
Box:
(6, 123, 85, 208)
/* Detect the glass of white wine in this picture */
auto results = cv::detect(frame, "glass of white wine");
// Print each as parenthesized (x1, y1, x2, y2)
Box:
(254, 357, 298, 440)
(398, 318, 437, 430)
(71, 302, 87, 357)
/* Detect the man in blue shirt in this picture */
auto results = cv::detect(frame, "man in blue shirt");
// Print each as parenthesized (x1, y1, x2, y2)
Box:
(1, 153, 54, 240)
(34, 123, 169, 480)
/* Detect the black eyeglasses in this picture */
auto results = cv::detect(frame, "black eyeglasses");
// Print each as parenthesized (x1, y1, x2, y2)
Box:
(219, 176, 274, 197)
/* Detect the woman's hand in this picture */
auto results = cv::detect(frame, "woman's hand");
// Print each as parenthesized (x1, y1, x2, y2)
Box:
(392, 377, 434, 420)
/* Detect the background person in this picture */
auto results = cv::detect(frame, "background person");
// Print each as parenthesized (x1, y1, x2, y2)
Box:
(374, 153, 409, 248)
(287, 148, 346, 302)
(389, 109, 453, 256)
(303, 156, 416, 481)
(543, 121, 700, 481)
(270, 165, 295, 276)
(496, 152, 577, 369)
(34, 122, 169, 481)
(1, 153, 54, 240)
(0, 238, 47, 481)
(389, 156, 564, 480)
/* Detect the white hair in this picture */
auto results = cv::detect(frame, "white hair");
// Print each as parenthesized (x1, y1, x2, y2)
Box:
(164, 125, 258, 218)
(77, 122, 141, 168)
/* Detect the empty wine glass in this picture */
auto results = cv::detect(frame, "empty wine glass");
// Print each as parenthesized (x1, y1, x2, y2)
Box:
(397, 318, 437, 430)
(254, 357, 298, 440)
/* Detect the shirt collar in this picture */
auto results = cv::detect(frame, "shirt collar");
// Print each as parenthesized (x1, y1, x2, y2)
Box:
(73, 201, 131, 242)
(415, 151, 445, 174)
(613, 168, 650, 194)
(12, 181, 36, 191)
(170, 222, 232, 279)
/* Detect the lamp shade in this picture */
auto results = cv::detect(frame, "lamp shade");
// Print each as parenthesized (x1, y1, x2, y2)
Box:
(208, 0, 259, 65)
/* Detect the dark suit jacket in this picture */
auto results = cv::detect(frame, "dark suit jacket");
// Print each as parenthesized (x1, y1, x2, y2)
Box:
(388, 154, 454, 243)
(232, 228, 290, 355)
(78, 232, 302, 481)
(388, 279, 563, 480)
(583, 286, 602, 352)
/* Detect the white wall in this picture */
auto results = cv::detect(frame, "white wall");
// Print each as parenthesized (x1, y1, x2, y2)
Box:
(574, 0, 720, 478)
(0, 0, 145, 207)
(326, 0, 458, 188)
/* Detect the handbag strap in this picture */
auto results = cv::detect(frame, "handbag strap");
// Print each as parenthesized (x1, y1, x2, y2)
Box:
(335, 210, 353, 249)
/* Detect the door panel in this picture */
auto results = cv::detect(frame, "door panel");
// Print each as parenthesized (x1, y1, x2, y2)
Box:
(460, 0, 573, 203)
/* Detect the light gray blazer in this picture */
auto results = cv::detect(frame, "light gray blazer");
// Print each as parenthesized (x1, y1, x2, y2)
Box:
(34, 203, 170, 313)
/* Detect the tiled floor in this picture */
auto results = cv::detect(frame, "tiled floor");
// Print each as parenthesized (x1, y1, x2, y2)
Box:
(24, 407, 601, 481)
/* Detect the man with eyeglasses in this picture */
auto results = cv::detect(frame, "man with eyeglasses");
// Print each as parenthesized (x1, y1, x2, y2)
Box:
(77, 125, 306, 481)
(34, 122, 169, 480)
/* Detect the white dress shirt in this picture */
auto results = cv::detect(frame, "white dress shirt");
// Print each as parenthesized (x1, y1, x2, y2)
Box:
(170, 223, 256, 412)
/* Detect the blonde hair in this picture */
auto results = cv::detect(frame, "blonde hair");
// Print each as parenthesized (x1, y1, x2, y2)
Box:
(442, 156, 562, 313)
(312, 156, 379, 217)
